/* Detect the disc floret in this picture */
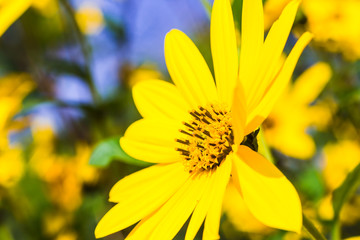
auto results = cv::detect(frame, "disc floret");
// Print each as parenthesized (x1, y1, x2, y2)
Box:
(176, 104, 234, 174)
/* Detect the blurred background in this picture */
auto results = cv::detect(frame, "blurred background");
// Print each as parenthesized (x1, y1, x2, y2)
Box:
(0, 0, 360, 239)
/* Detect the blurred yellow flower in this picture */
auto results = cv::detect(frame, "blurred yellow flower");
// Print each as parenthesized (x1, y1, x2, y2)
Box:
(318, 140, 360, 224)
(346, 237, 360, 240)
(0, 149, 24, 188)
(75, 3, 104, 35)
(323, 140, 360, 191)
(30, 123, 98, 211)
(302, 0, 360, 60)
(96, 0, 312, 238)
(263, 62, 331, 159)
(124, 64, 163, 89)
(0, 74, 34, 188)
(263, 0, 360, 60)
(56, 231, 77, 240)
(43, 211, 70, 236)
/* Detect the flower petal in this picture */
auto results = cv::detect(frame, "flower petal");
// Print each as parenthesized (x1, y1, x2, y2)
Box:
(126, 173, 208, 240)
(231, 84, 247, 145)
(95, 162, 189, 238)
(233, 146, 302, 233)
(239, 0, 264, 95)
(203, 157, 232, 240)
(0, 0, 32, 36)
(186, 157, 231, 240)
(246, 32, 313, 133)
(120, 118, 182, 163)
(290, 62, 331, 105)
(246, 0, 300, 112)
(133, 79, 191, 120)
(210, 0, 238, 107)
(165, 29, 218, 108)
(109, 162, 187, 202)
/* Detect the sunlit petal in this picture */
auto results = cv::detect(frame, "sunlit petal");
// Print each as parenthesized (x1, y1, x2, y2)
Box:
(120, 118, 182, 163)
(239, 0, 264, 94)
(165, 29, 218, 108)
(133, 79, 191, 120)
(246, 32, 313, 133)
(233, 146, 302, 233)
(210, 0, 238, 107)
(231, 84, 247, 145)
(95, 162, 188, 238)
(126, 174, 207, 240)
(246, 0, 300, 112)
(203, 158, 232, 239)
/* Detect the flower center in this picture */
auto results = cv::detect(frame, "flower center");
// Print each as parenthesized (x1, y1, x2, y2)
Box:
(175, 104, 234, 174)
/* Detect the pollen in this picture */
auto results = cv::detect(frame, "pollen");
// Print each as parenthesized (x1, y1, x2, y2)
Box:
(175, 104, 234, 174)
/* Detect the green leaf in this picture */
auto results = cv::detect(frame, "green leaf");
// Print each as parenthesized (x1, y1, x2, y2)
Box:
(332, 162, 360, 219)
(89, 137, 151, 168)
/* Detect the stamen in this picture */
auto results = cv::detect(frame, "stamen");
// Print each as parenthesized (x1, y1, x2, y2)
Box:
(175, 139, 190, 145)
(175, 104, 234, 174)
(179, 129, 193, 137)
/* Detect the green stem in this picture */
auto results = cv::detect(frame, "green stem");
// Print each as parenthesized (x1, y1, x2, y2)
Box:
(331, 221, 341, 240)
(303, 214, 327, 240)
(199, 0, 211, 18)
(59, 0, 100, 103)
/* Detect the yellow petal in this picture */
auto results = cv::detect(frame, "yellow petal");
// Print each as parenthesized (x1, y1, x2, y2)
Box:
(165, 29, 218, 108)
(291, 62, 331, 105)
(246, 32, 313, 133)
(239, 0, 264, 95)
(109, 162, 187, 202)
(283, 132, 316, 160)
(120, 119, 182, 163)
(0, 0, 32, 36)
(210, 0, 238, 107)
(246, 0, 300, 112)
(203, 157, 232, 240)
(95, 162, 189, 238)
(223, 182, 270, 233)
(231, 84, 247, 145)
(233, 146, 302, 232)
(185, 174, 216, 240)
(126, 173, 207, 240)
(186, 157, 231, 240)
(133, 79, 191, 120)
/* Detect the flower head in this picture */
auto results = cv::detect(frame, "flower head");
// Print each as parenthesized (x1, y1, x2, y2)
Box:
(263, 62, 332, 159)
(96, 0, 313, 238)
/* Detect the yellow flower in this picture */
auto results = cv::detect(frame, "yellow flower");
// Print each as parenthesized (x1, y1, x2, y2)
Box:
(30, 123, 98, 211)
(264, 0, 360, 60)
(96, 0, 312, 238)
(124, 64, 164, 89)
(263, 62, 331, 159)
(0, 0, 56, 36)
(323, 140, 360, 191)
(75, 2, 104, 35)
(0, 74, 34, 187)
(302, 0, 360, 60)
(318, 140, 360, 224)
(0, 148, 24, 188)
